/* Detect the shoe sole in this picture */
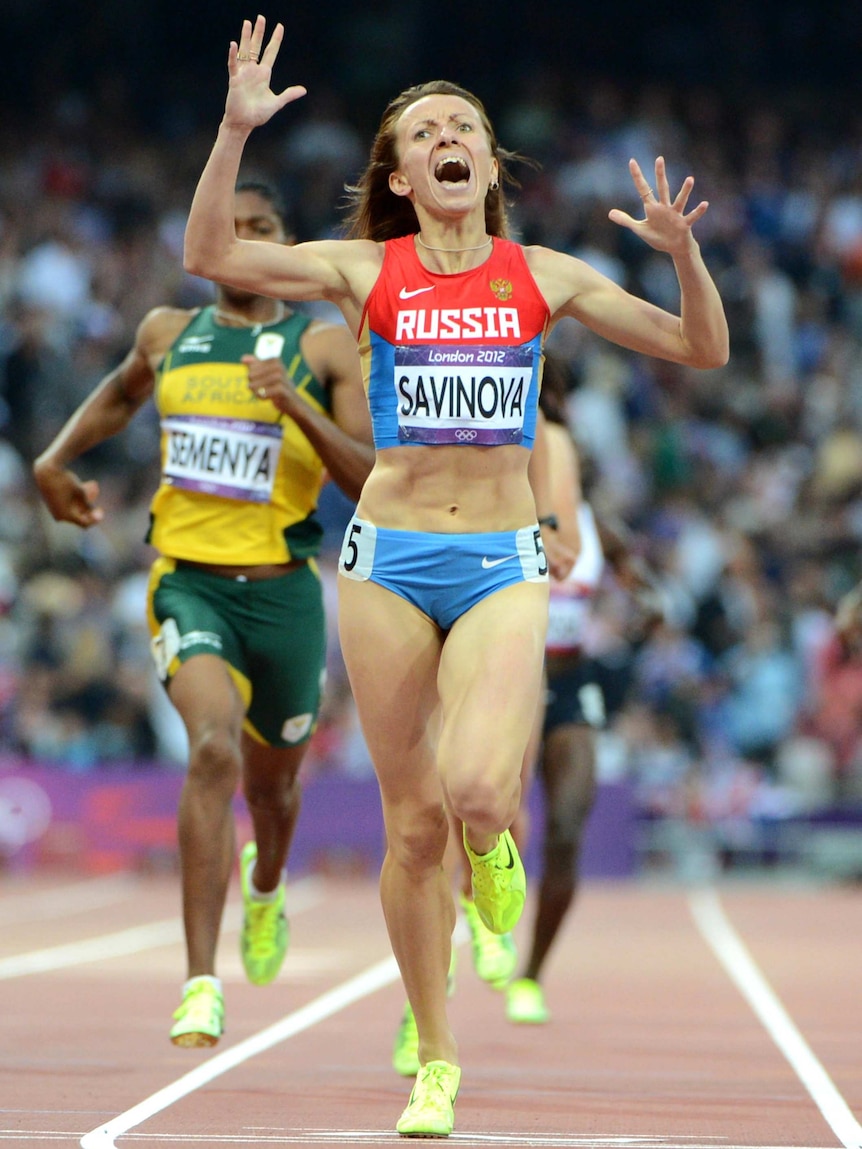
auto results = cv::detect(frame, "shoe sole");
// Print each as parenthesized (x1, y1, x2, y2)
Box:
(396, 1127, 452, 1137)
(171, 1030, 221, 1048)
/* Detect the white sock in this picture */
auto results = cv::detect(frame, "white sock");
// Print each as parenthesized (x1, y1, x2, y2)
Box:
(184, 974, 222, 994)
(249, 879, 280, 903)
(246, 851, 285, 902)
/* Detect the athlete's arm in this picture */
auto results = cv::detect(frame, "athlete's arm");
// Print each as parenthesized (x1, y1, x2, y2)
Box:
(243, 321, 374, 502)
(32, 307, 186, 527)
(592, 512, 665, 635)
(530, 243, 728, 370)
(183, 17, 380, 331)
(546, 423, 583, 560)
(529, 410, 578, 580)
(526, 158, 728, 370)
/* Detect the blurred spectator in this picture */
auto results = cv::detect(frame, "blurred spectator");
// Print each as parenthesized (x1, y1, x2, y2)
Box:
(5, 32, 862, 876)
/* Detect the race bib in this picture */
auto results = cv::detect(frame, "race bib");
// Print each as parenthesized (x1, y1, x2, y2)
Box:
(338, 518, 377, 580)
(162, 415, 283, 503)
(394, 344, 531, 445)
(546, 595, 590, 652)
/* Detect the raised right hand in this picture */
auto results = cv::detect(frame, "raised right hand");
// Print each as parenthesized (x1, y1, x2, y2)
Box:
(224, 16, 307, 130)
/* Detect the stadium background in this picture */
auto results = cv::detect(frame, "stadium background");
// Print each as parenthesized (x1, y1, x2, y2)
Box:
(3, 0, 862, 881)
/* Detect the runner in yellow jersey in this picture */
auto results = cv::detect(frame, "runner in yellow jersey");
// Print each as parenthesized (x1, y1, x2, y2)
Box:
(33, 181, 374, 1047)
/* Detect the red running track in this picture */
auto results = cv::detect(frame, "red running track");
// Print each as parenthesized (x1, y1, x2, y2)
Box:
(0, 870, 860, 1148)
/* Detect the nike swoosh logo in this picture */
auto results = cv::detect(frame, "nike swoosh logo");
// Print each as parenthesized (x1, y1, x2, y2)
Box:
(481, 554, 519, 569)
(503, 836, 515, 869)
(399, 285, 436, 299)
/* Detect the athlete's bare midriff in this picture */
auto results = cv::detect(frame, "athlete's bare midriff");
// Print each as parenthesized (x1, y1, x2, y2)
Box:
(355, 443, 537, 533)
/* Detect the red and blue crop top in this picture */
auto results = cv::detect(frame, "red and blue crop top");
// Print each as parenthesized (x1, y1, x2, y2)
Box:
(357, 235, 550, 449)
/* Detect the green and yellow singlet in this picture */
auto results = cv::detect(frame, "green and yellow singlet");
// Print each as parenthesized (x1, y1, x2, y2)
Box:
(148, 306, 331, 565)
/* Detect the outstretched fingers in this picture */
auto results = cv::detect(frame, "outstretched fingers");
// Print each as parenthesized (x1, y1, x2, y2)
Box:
(684, 199, 710, 226)
(611, 156, 711, 246)
(671, 174, 709, 225)
(649, 156, 709, 225)
(672, 174, 695, 211)
(249, 14, 267, 58)
(227, 17, 307, 113)
(654, 156, 671, 202)
(258, 17, 282, 67)
(628, 157, 656, 206)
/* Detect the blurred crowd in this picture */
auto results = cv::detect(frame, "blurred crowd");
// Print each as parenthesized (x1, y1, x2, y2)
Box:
(4, 61, 862, 868)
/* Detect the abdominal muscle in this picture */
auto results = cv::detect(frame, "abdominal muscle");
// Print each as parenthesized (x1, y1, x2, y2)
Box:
(355, 443, 537, 533)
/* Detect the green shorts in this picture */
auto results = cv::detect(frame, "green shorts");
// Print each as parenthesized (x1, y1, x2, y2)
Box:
(147, 557, 326, 748)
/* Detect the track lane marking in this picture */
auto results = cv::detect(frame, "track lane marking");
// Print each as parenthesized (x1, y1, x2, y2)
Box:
(0, 879, 322, 979)
(78, 918, 470, 1147)
(689, 888, 862, 1149)
(0, 874, 138, 925)
(79, 954, 403, 1148)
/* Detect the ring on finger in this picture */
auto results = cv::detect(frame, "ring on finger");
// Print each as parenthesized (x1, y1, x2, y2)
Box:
(237, 52, 250, 61)
(641, 188, 655, 202)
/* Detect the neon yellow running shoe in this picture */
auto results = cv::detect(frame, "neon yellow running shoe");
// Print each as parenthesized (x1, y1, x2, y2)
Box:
(396, 1060, 461, 1137)
(170, 978, 224, 1047)
(240, 841, 288, 986)
(392, 1001, 420, 1077)
(506, 977, 549, 1024)
(462, 826, 526, 935)
(460, 893, 517, 988)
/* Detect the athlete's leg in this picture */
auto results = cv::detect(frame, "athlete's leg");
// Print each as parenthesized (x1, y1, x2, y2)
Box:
(522, 720, 597, 981)
(453, 673, 544, 896)
(437, 581, 549, 853)
(442, 676, 542, 996)
(512, 669, 545, 850)
(239, 562, 324, 892)
(168, 653, 246, 979)
(338, 576, 456, 1067)
(241, 736, 305, 892)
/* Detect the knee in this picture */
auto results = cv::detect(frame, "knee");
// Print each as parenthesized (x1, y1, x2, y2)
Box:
(386, 802, 449, 875)
(448, 775, 518, 836)
(187, 728, 242, 794)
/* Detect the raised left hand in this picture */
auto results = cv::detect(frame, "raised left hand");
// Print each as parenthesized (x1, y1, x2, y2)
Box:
(608, 156, 708, 257)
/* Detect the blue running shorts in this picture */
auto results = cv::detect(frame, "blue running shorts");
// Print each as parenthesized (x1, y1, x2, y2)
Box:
(338, 515, 549, 630)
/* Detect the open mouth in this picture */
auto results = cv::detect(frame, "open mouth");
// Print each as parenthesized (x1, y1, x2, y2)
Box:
(434, 156, 470, 184)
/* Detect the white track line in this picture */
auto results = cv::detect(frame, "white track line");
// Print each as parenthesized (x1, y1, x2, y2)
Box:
(0, 1137, 822, 1146)
(79, 954, 402, 1148)
(0, 878, 322, 979)
(0, 1134, 839, 1147)
(689, 888, 862, 1149)
(77, 916, 469, 1148)
(0, 874, 139, 925)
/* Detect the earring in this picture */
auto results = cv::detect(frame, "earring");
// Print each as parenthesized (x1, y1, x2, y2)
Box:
(489, 179, 499, 192)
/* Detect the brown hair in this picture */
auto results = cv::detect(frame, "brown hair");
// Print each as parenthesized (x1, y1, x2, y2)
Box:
(343, 80, 521, 241)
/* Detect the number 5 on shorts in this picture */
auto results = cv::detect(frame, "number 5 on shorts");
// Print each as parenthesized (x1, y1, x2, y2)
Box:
(338, 517, 377, 580)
